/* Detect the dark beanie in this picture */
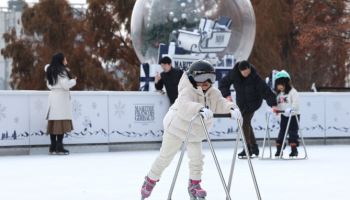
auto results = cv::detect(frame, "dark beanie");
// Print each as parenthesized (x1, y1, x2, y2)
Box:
(238, 60, 251, 71)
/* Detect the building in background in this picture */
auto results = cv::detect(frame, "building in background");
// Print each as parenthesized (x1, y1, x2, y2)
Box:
(0, 0, 24, 90)
(0, 0, 86, 90)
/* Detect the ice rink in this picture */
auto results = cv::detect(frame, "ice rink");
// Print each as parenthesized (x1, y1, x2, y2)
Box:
(0, 144, 349, 200)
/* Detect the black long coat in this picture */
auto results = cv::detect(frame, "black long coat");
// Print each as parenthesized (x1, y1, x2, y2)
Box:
(219, 63, 277, 113)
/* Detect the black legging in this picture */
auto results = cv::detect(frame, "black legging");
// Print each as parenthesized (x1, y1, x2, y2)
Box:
(50, 134, 64, 144)
(276, 115, 300, 145)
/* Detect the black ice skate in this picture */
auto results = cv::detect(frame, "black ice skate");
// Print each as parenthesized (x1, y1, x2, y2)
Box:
(275, 146, 282, 157)
(238, 144, 259, 159)
(237, 149, 248, 159)
(49, 144, 56, 155)
(56, 143, 69, 155)
(274, 143, 286, 157)
(289, 143, 298, 157)
(49, 135, 57, 155)
(251, 144, 259, 157)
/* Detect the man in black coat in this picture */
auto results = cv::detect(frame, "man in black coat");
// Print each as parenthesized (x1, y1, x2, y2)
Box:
(219, 60, 277, 158)
(155, 56, 183, 105)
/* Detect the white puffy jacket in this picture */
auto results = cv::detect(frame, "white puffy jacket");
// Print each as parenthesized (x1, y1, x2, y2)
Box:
(163, 73, 238, 142)
(276, 87, 300, 116)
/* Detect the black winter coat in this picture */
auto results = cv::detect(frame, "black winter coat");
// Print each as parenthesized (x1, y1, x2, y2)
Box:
(155, 67, 183, 104)
(219, 64, 277, 113)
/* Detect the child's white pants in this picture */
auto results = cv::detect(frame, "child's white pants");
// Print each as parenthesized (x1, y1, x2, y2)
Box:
(147, 132, 204, 181)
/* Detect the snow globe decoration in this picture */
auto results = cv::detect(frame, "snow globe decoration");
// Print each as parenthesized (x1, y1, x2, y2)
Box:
(131, 0, 256, 91)
(131, 0, 255, 64)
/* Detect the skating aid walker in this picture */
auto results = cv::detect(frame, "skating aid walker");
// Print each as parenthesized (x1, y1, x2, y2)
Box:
(260, 110, 308, 160)
(166, 113, 262, 200)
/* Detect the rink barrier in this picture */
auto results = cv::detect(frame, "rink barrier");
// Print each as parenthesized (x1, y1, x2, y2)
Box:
(0, 91, 350, 147)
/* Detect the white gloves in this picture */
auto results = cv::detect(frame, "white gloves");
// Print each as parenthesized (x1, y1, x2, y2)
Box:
(284, 107, 293, 116)
(230, 108, 242, 120)
(200, 107, 213, 120)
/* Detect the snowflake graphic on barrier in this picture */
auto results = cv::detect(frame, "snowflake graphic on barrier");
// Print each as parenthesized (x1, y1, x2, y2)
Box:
(0, 104, 6, 121)
(311, 114, 318, 122)
(333, 102, 341, 111)
(307, 102, 311, 107)
(72, 100, 82, 119)
(114, 101, 125, 118)
(14, 117, 19, 124)
(34, 99, 44, 112)
(82, 116, 92, 130)
(92, 102, 97, 110)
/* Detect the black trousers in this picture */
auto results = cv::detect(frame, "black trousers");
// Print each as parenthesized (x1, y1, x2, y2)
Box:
(276, 115, 300, 145)
(242, 112, 256, 145)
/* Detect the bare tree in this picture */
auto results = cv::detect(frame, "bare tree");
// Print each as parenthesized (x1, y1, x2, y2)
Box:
(250, 0, 350, 91)
(1, 0, 139, 90)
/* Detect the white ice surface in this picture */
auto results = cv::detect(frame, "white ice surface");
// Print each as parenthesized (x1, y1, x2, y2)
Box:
(0, 145, 349, 200)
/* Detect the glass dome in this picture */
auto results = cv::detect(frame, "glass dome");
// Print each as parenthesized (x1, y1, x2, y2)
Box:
(131, 0, 256, 64)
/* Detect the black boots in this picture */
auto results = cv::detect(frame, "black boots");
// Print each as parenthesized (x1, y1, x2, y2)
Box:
(275, 143, 298, 157)
(275, 145, 282, 157)
(275, 143, 284, 157)
(56, 142, 70, 155)
(289, 143, 298, 157)
(237, 149, 247, 158)
(251, 144, 259, 156)
(49, 134, 69, 155)
(56, 134, 69, 155)
(49, 134, 57, 154)
(238, 144, 259, 158)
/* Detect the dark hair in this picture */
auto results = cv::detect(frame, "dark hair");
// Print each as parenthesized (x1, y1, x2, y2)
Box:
(46, 53, 70, 86)
(238, 60, 251, 71)
(159, 56, 172, 65)
(274, 77, 292, 94)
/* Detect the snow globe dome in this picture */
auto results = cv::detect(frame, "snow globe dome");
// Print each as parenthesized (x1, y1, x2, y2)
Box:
(131, 0, 256, 64)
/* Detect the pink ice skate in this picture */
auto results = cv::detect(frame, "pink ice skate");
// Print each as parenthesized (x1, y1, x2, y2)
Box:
(141, 176, 157, 199)
(188, 179, 207, 200)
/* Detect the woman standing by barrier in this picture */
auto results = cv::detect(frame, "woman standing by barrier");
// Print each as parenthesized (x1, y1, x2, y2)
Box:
(45, 53, 76, 155)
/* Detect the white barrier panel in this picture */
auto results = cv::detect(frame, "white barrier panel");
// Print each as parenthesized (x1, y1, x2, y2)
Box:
(325, 93, 350, 137)
(0, 91, 350, 146)
(0, 92, 30, 146)
(108, 93, 169, 143)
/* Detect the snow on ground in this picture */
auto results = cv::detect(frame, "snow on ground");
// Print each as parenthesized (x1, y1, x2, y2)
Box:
(0, 145, 349, 200)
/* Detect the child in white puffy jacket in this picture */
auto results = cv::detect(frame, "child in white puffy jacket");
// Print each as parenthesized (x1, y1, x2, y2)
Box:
(274, 70, 300, 157)
(140, 60, 241, 200)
